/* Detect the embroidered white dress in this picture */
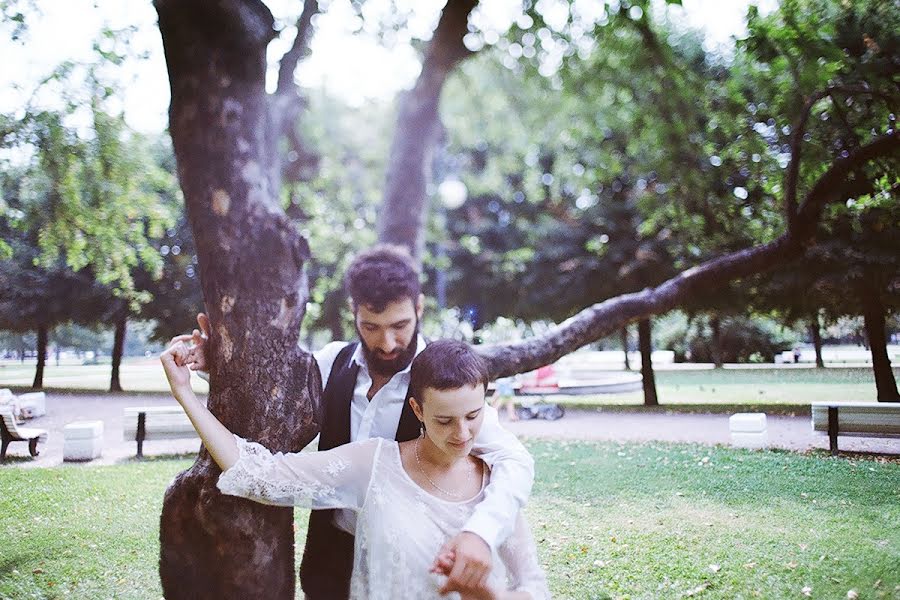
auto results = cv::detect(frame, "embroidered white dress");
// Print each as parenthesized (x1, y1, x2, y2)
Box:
(217, 435, 550, 600)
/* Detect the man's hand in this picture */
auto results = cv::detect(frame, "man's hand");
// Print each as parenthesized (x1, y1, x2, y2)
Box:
(433, 531, 493, 596)
(168, 313, 210, 372)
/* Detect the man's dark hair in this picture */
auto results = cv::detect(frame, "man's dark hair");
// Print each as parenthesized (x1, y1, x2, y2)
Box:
(345, 244, 421, 312)
(409, 340, 490, 404)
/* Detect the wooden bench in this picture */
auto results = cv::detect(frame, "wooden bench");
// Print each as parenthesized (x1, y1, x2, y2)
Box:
(123, 406, 199, 458)
(0, 403, 48, 460)
(811, 401, 900, 455)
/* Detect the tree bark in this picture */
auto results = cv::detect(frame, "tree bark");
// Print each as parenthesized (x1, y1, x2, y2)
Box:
(638, 318, 658, 406)
(378, 0, 477, 263)
(809, 313, 824, 369)
(32, 324, 47, 389)
(480, 132, 898, 378)
(621, 326, 631, 370)
(155, 2, 320, 598)
(859, 279, 899, 402)
(109, 313, 126, 392)
(709, 315, 723, 368)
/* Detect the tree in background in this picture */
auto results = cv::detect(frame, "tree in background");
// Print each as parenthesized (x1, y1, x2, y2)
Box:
(1, 33, 178, 389)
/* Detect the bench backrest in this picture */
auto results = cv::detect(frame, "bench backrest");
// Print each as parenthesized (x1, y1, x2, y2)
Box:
(123, 406, 198, 440)
(0, 404, 23, 439)
(811, 403, 900, 435)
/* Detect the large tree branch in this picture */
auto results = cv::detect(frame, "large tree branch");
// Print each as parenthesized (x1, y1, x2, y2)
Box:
(276, 0, 318, 95)
(784, 85, 894, 230)
(481, 132, 899, 378)
(271, 1, 321, 186)
(377, 0, 478, 263)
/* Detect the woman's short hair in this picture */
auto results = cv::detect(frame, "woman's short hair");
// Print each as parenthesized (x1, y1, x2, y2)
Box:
(344, 244, 420, 312)
(409, 340, 490, 404)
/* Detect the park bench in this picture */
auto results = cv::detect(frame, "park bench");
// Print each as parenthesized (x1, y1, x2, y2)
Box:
(0, 403, 48, 460)
(811, 401, 900, 455)
(123, 406, 199, 458)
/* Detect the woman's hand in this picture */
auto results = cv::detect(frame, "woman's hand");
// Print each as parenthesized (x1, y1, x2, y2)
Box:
(160, 340, 193, 397)
(431, 550, 499, 600)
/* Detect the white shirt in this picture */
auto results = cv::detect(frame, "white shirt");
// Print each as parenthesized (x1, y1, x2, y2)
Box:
(218, 435, 549, 600)
(313, 337, 534, 551)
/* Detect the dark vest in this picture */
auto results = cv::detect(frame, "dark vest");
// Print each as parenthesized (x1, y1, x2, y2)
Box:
(300, 342, 421, 600)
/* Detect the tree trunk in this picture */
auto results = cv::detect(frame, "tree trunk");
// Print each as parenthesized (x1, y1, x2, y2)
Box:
(638, 318, 658, 406)
(155, 2, 320, 597)
(109, 313, 126, 392)
(377, 0, 477, 263)
(323, 288, 346, 342)
(859, 280, 899, 402)
(710, 315, 723, 368)
(32, 324, 47, 389)
(809, 313, 824, 369)
(621, 326, 631, 370)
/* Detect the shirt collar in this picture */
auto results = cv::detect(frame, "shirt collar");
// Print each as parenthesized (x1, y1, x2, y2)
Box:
(352, 335, 427, 377)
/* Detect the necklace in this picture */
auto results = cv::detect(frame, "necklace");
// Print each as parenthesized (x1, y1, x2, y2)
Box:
(414, 437, 474, 499)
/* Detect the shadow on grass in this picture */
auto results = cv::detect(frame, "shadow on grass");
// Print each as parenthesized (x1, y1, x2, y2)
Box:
(553, 402, 812, 416)
(118, 452, 199, 465)
(0, 455, 38, 466)
(3, 385, 207, 397)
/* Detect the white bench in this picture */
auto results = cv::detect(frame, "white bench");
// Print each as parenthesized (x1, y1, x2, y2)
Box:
(123, 406, 199, 458)
(0, 403, 48, 460)
(811, 401, 900, 455)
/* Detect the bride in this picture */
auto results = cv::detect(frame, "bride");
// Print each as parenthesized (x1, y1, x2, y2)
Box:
(161, 338, 550, 600)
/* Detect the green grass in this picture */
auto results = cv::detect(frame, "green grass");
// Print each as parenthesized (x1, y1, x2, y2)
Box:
(545, 368, 900, 414)
(0, 359, 209, 394)
(3, 363, 894, 414)
(1, 443, 898, 599)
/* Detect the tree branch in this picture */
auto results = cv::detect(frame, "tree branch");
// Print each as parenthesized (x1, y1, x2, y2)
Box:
(377, 0, 478, 263)
(268, 1, 321, 186)
(275, 0, 318, 95)
(784, 85, 894, 231)
(482, 131, 899, 378)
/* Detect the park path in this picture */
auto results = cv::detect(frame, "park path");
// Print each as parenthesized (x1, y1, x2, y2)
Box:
(2, 393, 898, 468)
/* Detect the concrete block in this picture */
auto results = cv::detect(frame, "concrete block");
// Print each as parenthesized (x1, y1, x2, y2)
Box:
(17, 392, 46, 418)
(64, 420, 104, 461)
(729, 412, 768, 448)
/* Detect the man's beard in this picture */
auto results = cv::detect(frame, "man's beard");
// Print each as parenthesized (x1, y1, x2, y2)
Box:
(357, 320, 419, 378)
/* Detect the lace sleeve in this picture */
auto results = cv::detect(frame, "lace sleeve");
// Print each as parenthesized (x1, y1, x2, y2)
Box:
(498, 512, 551, 600)
(217, 435, 381, 509)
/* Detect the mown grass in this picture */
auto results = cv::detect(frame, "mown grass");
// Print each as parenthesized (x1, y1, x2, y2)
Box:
(541, 368, 900, 413)
(1, 442, 897, 599)
(2, 363, 894, 413)
(0, 358, 209, 394)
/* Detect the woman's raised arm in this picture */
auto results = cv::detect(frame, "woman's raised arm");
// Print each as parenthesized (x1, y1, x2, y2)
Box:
(160, 341, 239, 470)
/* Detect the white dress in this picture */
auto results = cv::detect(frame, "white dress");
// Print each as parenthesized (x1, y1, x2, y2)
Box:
(217, 435, 551, 600)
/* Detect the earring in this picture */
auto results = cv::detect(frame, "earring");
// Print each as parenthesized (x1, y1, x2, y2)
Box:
(419, 421, 425, 437)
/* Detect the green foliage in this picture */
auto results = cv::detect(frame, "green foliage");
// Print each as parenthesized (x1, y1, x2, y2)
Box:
(1, 27, 178, 313)
(654, 312, 800, 363)
(288, 89, 392, 339)
(435, 0, 897, 353)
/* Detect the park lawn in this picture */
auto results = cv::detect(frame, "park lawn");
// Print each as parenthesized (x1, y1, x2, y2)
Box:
(1, 442, 898, 600)
(550, 367, 900, 412)
(0, 359, 209, 394)
(2, 363, 896, 411)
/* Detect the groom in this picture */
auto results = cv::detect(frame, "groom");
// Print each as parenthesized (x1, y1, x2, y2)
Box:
(179, 244, 534, 599)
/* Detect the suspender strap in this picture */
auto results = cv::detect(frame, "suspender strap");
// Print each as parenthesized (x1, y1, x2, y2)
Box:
(318, 342, 358, 451)
(395, 384, 421, 442)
